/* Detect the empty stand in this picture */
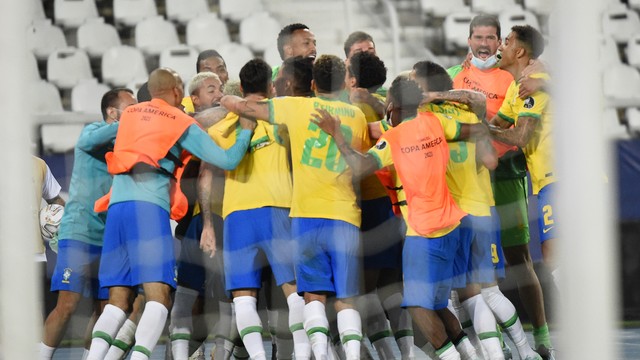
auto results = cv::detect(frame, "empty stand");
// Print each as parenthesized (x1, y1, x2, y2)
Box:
(217, 43, 255, 81)
(470, 0, 520, 15)
(240, 12, 281, 53)
(603, 63, 640, 106)
(219, 0, 264, 23)
(600, 35, 622, 68)
(626, 107, 640, 134)
(77, 18, 121, 59)
(498, 7, 541, 36)
(27, 20, 67, 61)
(47, 47, 94, 89)
(159, 45, 199, 86)
(603, 107, 630, 139)
(166, 0, 210, 25)
(71, 79, 111, 114)
(31, 80, 65, 114)
(263, 41, 282, 68)
(186, 14, 231, 53)
(29, 0, 47, 23)
(113, 0, 158, 28)
(28, 51, 41, 81)
(134, 16, 180, 57)
(523, 0, 553, 16)
(626, 34, 640, 68)
(420, 0, 469, 19)
(102, 45, 149, 87)
(443, 11, 477, 53)
(602, 4, 640, 44)
(41, 123, 87, 153)
(53, 0, 100, 29)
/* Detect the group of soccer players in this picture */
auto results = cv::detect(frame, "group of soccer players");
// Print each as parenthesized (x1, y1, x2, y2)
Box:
(38, 13, 557, 360)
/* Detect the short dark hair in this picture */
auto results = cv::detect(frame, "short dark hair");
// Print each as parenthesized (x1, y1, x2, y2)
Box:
(312, 54, 346, 93)
(196, 49, 224, 73)
(136, 82, 150, 102)
(343, 31, 375, 58)
(277, 23, 309, 60)
(348, 51, 387, 92)
(282, 55, 314, 96)
(239, 58, 272, 95)
(469, 14, 501, 39)
(388, 76, 423, 113)
(100, 88, 134, 120)
(413, 60, 453, 92)
(511, 25, 545, 59)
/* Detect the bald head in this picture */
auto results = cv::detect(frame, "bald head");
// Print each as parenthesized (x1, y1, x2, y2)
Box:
(148, 68, 184, 107)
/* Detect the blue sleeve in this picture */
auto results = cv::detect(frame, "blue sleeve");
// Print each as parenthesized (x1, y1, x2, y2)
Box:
(76, 121, 119, 151)
(179, 124, 251, 170)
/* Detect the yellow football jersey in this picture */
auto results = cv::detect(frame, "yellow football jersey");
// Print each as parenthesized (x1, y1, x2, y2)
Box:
(497, 73, 554, 195)
(352, 99, 388, 201)
(268, 96, 369, 227)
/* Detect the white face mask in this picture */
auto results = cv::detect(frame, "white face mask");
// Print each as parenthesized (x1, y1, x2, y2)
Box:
(471, 54, 498, 70)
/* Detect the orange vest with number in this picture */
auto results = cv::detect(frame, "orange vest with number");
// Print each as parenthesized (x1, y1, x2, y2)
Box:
(381, 112, 466, 237)
(94, 98, 195, 220)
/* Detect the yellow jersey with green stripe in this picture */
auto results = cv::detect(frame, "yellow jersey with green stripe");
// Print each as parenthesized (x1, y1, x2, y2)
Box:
(353, 95, 388, 201)
(208, 112, 292, 218)
(497, 73, 554, 194)
(424, 102, 492, 216)
(268, 96, 369, 227)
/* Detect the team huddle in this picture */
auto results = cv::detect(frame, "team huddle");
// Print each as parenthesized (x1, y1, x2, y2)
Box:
(38, 14, 557, 360)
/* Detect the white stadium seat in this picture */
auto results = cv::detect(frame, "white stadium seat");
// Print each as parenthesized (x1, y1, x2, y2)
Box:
(217, 42, 255, 81)
(240, 12, 281, 53)
(498, 7, 540, 37)
(29, 0, 47, 23)
(602, 4, 640, 44)
(219, 0, 264, 23)
(27, 20, 68, 61)
(166, 0, 210, 25)
(47, 47, 95, 89)
(41, 123, 87, 153)
(600, 35, 622, 69)
(186, 14, 231, 53)
(113, 0, 158, 28)
(603, 107, 630, 139)
(603, 63, 640, 106)
(420, 0, 469, 18)
(443, 11, 477, 53)
(77, 18, 121, 59)
(523, 0, 553, 16)
(28, 51, 41, 81)
(71, 79, 111, 114)
(102, 45, 149, 87)
(134, 16, 180, 57)
(31, 80, 64, 114)
(626, 34, 640, 69)
(263, 41, 282, 68)
(159, 45, 199, 86)
(470, 0, 520, 15)
(53, 0, 100, 28)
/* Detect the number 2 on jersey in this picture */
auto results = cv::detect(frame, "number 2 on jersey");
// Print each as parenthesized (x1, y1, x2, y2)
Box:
(301, 122, 353, 173)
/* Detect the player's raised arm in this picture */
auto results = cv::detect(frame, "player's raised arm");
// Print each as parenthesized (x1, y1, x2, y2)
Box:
(423, 89, 487, 123)
(310, 109, 379, 181)
(220, 95, 270, 121)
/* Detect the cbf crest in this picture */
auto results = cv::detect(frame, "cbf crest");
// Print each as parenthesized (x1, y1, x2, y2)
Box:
(62, 268, 72, 284)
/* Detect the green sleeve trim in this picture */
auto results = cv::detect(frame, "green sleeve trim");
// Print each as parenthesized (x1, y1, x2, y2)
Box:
(500, 313, 519, 329)
(289, 323, 304, 333)
(447, 65, 463, 79)
(111, 339, 131, 351)
(341, 334, 363, 344)
(380, 120, 391, 132)
(272, 65, 280, 82)
(498, 111, 515, 124)
(273, 125, 284, 145)
(170, 333, 191, 341)
(239, 326, 263, 338)
(478, 331, 501, 340)
(132, 345, 152, 357)
(250, 135, 270, 148)
(267, 99, 275, 124)
(394, 329, 414, 340)
(519, 112, 541, 119)
(306, 326, 330, 337)
(368, 150, 384, 170)
(453, 121, 461, 141)
(368, 330, 392, 343)
(92, 331, 113, 345)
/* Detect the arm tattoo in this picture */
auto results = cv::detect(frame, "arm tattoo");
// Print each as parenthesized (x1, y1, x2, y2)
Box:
(491, 116, 538, 148)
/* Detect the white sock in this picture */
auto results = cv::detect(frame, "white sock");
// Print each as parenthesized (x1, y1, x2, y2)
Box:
(420, 342, 438, 359)
(437, 342, 462, 360)
(450, 296, 484, 358)
(461, 294, 503, 360)
(105, 318, 137, 360)
(87, 304, 127, 360)
(481, 286, 539, 359)
(287, 293, 310, 360)
(360, 294, 394, 360)
(129, 301, 168, 360)
(39, 342, 56, 360)
(81, 348, 90, 360)
(454, 336, 479, 360)
(218, 301, 235, 340)
(233, 296, 266, 360)
(213, 336, 234, 360)
(169, 286, 199, 359)
(337, 308, 362, 360)
(551, 268, 560, 290)
(303, 301, 329, 360)
(382, 293, 415, 360)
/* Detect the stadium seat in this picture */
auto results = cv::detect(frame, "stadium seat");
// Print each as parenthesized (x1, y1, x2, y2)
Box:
(71, 79, 111, 114)
(134, 16, 180, 57)
(263, 41, 282, 68)
(159, 45, 199, 87)
(53, 0, 100, 29)
(603, 63, 640, 106)
(77, 18, 121, 59)
(27, 20, 68, 61)
(102, 45, 148, 87)
(166, 0, 209, 25)
(443, 11, 477, 53)
(240, 12, 281, 53)
(602, 4, 640, 44)
(47, 47, 94, 89)
(186, 14, 231, 53)
(603, 107, 630, 139)
(31, 80, 64, 114)
(626, 34, 640, 69)
(600, 35, 622, 69)
(470, 0, 520, 15)
(217, 42, 255, 81)
(41, 123, 87, 153)
(28, 51, 41, 80)
(523, 0, 553, 16)
(113, 0, 158, 28)
(629, 0, 640, 12)
(626, 107, 640, 134)
(420, 0, 469, 19)
(29, 0, 47, 23)
(219, 0, 264, 23)
(498, 7, 540, 37)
